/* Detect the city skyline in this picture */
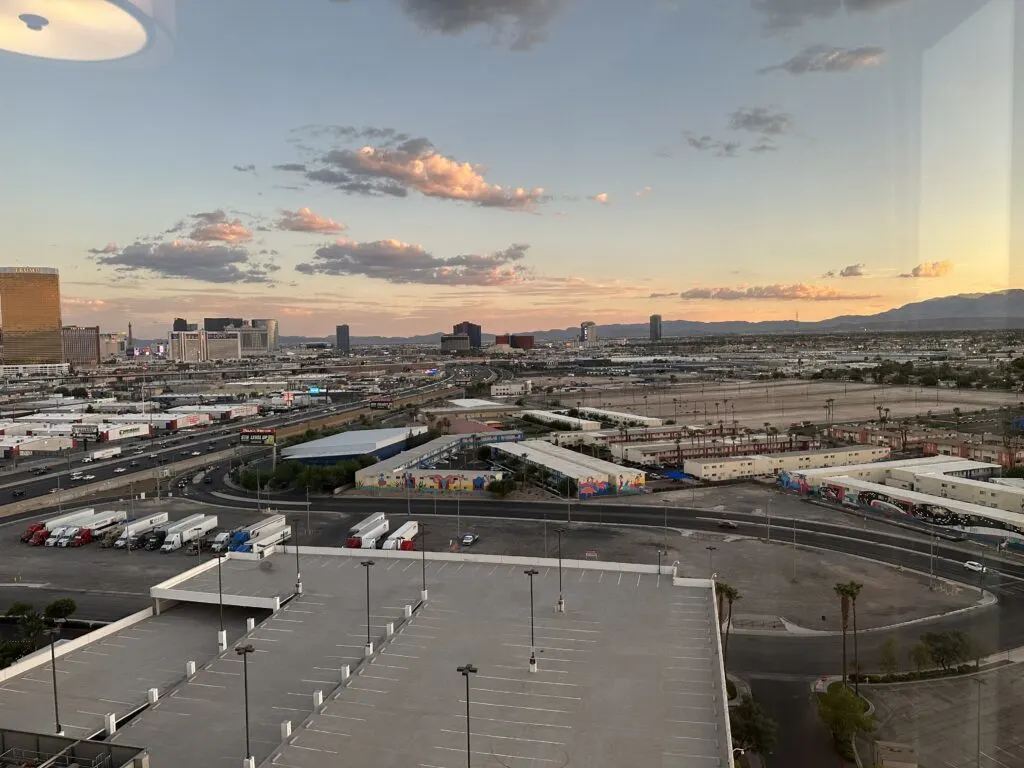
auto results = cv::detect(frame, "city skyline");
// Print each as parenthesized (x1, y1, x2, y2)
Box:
(1, 0, 1019, 336)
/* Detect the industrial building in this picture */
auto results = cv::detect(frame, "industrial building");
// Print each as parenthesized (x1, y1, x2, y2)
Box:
(683, 446, 890, 482)
(0, 266, 63, 364)
(577, 406, 664, 427)
(521, 410, 602, 431)
(354, 430, 520, 491)
(610, 432, 819, 466)
(166, 404, 258, 421)
(491, 439, 645, 497)
(490, 379, 532, 397)
(283, 426, 429, 465)
(421, 398, 521, 423)
(0, 435, 74, 457)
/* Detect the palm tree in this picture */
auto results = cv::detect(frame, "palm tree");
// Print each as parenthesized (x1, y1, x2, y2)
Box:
(846, 581, 864, 693)
(834, 582, 851, 688)
(721, 583, 740, 669)
(674, 435, 682, 466)
(953, 406, 962, 434)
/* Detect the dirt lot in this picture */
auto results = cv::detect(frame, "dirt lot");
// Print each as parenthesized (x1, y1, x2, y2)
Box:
(532, 379, 1020, 429)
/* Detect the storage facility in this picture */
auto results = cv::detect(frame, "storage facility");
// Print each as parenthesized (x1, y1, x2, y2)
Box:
(490, 380, 533, 397)
(283, 426, 429, 465)
(490, 439, 645, 497)
(166, 404, 259, 421)
(610, 433, 818, 466)
(778, 456, 1000, 493)
(520, 410, 602, 431)
(354, 430, 522, 492)
(0, 435, 74, 457)
(683, 446, 890, 482)
(576, 406, 664, 428)
(421, 398, 522, 423)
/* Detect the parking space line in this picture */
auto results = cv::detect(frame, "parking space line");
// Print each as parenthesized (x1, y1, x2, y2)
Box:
(272, 706, 306, 712)
(262, 627, 294, 633)
(434, 746, 560, 763)
(303, 729, 348, 739)
(320, 713, 366, 721)
(440, 728, 565, 746)
(347, 687, 389, 693)
(473, 687, 580, 701)
(301, 679, 336, 685)
(663, 752, 719, 761)
(385, 652, 420, 659)
(202, 670, 240, 676)
(493, 664, 568, 675)
(477, 675, 578, 687)
(617, 573, 622, 585)
(460, 700, 569, 713)
(503, 643, 586, 653)
(273, 618, 304, 624)
(190, 682, 226, 689)
(359, 674, 399, 682)
(100, 698, 131, 705)
(403, 562, 414, 571)
(372, 663, 408, 670)
(465, 715, 572, 729)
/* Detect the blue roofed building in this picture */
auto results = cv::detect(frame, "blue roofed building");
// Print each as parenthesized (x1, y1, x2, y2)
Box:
(282, 426, 429, 465)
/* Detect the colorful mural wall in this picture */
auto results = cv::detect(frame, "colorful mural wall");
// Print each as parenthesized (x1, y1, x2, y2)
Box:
(358, 470, 503, 493)
(578, 476, 611, 499)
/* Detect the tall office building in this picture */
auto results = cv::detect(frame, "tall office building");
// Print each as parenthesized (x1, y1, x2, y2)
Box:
(453, 321, 482, 349)
(649, 314, 662, 341)
(62, 326, 101, 367)
(336, 324, 350, 356)
(172, 317, 188, 332)
(580, 321, 597, 347)
(251, 319, 279, 351)
(0, 267, 63, 364)
(204, 317, 243, 332)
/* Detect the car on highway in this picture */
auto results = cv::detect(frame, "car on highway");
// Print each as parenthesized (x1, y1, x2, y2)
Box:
(114, 467, 127, 474)
(461, 533, 478, 547)
(129, 461, 139, 467)
(48, 488, 58, 494)
(11, 490, 25, 498)
(83, 474, 96, 480)
(191, 451, 202, 456)
(717, 520, 738, 529)
(964, 561, 988, 573)
(81, 457, 94, 463)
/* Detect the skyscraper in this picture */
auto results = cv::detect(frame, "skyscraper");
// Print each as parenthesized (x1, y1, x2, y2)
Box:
(172, 317, 188, 332)
(0, 267, 63, 364)
(649, 314, 662, 341)
(62, 325, 101, 367)
(204, 317, 243, 332)
(453, 321, 482, 348)
(580, 321, 597, 347)
(251, 319, 279, 350)
(336, 324, 350, 356)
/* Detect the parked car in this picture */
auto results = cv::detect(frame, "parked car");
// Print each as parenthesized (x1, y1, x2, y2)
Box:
(461, 533, 478, 547)
(964, 561, 988, 573)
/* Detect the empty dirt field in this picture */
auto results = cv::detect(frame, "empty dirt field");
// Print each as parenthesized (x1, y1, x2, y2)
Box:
(539, 379, 1020, 429)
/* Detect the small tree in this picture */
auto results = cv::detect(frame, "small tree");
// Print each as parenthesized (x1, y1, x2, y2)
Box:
(818, 684, 874, 754)
(729, 694, 778, 756)
(922, 630, 970, 671)
(909, 642, 930, 674)
(879, 637, 900, 675)
(5, 602, 34, 618)
(44, 599, 77, 623)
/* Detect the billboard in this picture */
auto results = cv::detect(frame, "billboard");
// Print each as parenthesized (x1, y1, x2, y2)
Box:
(308, 386, 322, 394)
(71, 423, 100, 439)
(240, 427, 276, 445)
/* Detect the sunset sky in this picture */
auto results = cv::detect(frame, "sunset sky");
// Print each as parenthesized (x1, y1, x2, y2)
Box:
(0, 0, 1016, 338)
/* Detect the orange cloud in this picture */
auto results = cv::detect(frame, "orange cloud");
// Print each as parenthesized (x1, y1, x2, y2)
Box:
(900, 260, 954, 278)
(589, 192, 610, 204)
(277, 207, 346, 234)
(188, 210, 252, 243)
(670, 283, 879, 301)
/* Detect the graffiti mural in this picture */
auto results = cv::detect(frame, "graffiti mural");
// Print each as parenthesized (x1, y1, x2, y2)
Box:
(578, 476, 611, 499)
(616, 473, 646, 494)
(777, 470, 811, 495)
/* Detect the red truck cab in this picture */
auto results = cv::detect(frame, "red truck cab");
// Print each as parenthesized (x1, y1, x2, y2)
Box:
(21, 523, 45, 542)
(29, 529, 52, 546)
(69, 529, 95, 547)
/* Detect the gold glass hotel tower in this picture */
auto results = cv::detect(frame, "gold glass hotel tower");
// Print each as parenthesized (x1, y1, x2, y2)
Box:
(0, 267, 63, 364)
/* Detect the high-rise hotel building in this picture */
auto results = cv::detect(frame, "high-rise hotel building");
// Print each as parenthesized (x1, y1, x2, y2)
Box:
(0, 267, 63, 364)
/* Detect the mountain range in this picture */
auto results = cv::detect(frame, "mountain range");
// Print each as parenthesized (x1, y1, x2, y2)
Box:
(275, 289, 1024, 346)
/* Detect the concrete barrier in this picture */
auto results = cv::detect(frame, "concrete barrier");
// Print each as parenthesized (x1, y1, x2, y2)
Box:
(0, 607, 153, 684)
(0, 449, 241, 521)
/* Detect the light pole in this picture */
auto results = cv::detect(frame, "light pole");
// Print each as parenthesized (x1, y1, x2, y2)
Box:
(216, 552, 226, 651)
(705, 545, 717, 578)
(457, 663, 478, 768)
(46, 621, 64, 736)
(236, 644, 255, 768)
(976, 677, 985, 768)
(420, 523, 428, 600)
(361, 560, 375, 654)
(555, 528, 566, 613)
(524, 568, 538, 672)
(657, 549, 663, 584)
(292, 516, 302, 595)
(192, 526, 203, 561)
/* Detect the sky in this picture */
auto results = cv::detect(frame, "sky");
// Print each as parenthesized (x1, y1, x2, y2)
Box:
(0, 0, 1018, 338)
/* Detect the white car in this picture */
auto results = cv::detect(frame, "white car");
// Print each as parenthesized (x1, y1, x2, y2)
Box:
(963, 561, 988, 573)
(81, 457, 94, 463)
(114, 467, 127, 473)
(83, 474, 96, 480)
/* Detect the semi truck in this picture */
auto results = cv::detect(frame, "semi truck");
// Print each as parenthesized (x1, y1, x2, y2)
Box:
(144, 514, 205, 551)
(113, 512, 170, 549)
(89, 446, 122, 461)
(42, 526, 73, 547)
(209, 531, 235, 553)
(160, 515, 218, 552)
(345, 512, 389, 549)
(234, 523, 291, 554)
(382, 520, 419, 550)
(22, 508, 97, 543)
(60, 510, 128, 547)
(227, 514, 286, 552)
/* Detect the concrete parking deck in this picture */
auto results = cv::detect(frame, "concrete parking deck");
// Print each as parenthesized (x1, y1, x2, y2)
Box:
(0, 604, 250, 738)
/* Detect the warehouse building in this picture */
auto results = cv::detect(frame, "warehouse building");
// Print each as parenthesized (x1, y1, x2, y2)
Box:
(421, 398, 521, 424)
(683, 445, 890, 482)
(354, 430, 521, 492)
(576, 406, 664, 428)
(611, 433, 818, 466)
(520, 410, 602, 431)
(166, 404, 259, 421)
(490, 379, 533, 397)
(491, 439, 645, 497)
(284, 426, 429, 465)
(781, 456, 999, 493)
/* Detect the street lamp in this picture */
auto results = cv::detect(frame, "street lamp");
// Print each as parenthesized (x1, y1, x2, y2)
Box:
(555, 529, 566, 613)
(457, 663, 478, 768)
(46, 621, 65, 736)
(705, 545, 717, 578)
(216, 552, 227, 651)
(292, 516, 302, 596)
(361, 560, 375, 654)
(657, 549, 664, 583)
(235, 644, 255, 767)
(420, 524, 428, 600)
(524, 568, 539, 673)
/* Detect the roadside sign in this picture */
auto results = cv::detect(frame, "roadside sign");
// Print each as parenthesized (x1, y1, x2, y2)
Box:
(240, 427, 277, 445)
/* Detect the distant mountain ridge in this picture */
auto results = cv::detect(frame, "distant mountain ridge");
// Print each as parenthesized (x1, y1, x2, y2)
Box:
(272, 289, 1024, 345)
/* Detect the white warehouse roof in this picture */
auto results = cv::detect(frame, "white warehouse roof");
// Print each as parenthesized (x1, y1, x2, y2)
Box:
(447, 398, 510, 409)
(492, 440, 644, 482)
(283, 426, 428, 461)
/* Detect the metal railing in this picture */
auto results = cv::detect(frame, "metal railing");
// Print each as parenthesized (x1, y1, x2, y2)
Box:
(0, 747, 111, 768)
